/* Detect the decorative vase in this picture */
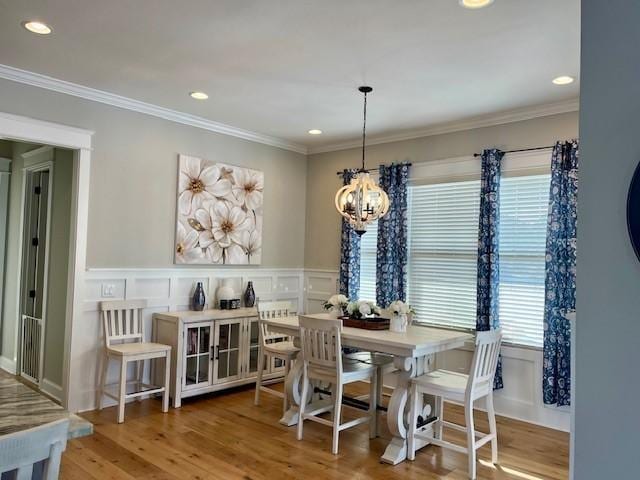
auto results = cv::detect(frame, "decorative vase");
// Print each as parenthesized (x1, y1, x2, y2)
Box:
(244, 281, 256, 307)
(192, 282, 206, 311)
(390, 313, 408, 333)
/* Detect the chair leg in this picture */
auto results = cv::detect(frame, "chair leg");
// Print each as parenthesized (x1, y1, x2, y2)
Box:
(283, 357, 291, 415)
(98, 352, 108, 410)
(162, 353, 170, 413)
(332, 382, 343, 454)
(369, 371, 378, 439)
(486, 392, 498, 464)
(136, 360, 144, 402)
(118, 358, 127, 424)
(376, 365, 384, 437)
(255, 349, 265, 406)
(465, 400, 477, 480)
(407, 382, 420, 461)
(435, 395, 444, 440)
(296, 366, 309, 441)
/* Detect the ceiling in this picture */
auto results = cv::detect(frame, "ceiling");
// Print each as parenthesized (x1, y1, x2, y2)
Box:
(0, 0, 580, 151)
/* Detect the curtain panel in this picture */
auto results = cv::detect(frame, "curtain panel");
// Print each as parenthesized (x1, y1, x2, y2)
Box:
(338, 169, 361, 301)
(543, 140, 578, 406)
(476, 148, 504, 390)
(376, 163, 410, 308)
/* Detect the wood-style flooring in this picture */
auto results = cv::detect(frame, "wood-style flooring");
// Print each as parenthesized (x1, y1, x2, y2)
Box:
(61, 383, 569, 479)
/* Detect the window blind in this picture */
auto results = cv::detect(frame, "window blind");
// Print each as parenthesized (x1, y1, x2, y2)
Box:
(359, 220, 378, 302)
(407, 180, 481, 330)
(498, 174, 550, 347)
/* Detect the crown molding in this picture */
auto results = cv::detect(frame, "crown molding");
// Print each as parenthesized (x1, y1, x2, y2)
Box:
(308, 98, 580, 155)
(0, 64, 308, 155)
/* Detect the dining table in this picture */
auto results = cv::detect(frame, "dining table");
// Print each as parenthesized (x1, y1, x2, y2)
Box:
(262, 313, 473, 465)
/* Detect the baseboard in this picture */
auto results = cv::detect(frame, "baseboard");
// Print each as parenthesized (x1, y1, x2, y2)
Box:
(0, 355, 16, 374)
(41, 378, 63, 402)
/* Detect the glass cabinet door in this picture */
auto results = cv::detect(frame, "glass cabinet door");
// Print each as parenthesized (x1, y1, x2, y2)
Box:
(214, 319, 243, 383)
(183, 322, 212, 389)
(245, 318, 267, 376)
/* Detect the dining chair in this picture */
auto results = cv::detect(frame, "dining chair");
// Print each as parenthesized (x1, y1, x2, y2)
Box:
(254, 301, 299, 415)
(0, 418, 69, 480)
(296, 315, 377, 454)
(98, 299, 171, 423)
(407, 329, 503, 480)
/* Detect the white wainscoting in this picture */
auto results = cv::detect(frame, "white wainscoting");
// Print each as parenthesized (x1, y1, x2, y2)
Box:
(304, 269, 570, 432)
(74, 267, 305, 413)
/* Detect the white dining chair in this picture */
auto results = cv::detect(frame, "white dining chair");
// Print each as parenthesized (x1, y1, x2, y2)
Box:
(407, 329, 503, 480)
(254, 301, 300, 414)
(0, 418, 69, 480)
(98, 299, 171, 423)
(296, 315, 377, 455)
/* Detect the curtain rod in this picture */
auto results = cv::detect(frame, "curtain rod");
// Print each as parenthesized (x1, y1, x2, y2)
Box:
(472, 145, 554, 157)
(335, 162, 412, 176)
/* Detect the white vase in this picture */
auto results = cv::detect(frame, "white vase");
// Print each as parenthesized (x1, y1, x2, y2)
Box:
(390, 313, 408, 333)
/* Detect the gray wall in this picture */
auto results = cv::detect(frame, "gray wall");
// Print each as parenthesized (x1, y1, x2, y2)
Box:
(574, 1, 640, 477)
(0, 78, 308, 269)
(305, 112, 579, 270)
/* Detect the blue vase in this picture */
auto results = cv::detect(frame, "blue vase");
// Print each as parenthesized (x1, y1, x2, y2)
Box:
(192, 282, 206, 311)
(244, 281, 255, 307)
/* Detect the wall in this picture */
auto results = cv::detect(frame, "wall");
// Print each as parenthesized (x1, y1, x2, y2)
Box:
(305, 111, 579, 270)
(0, 78, 308, 269)
(574, 1, 640, 477)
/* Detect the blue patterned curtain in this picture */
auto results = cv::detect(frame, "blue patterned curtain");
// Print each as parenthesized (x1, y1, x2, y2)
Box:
(543, 140, 578, 406)
(476, 148, 504, 390)
(339, 169, 361, 301)
(376, 163, 410, 308)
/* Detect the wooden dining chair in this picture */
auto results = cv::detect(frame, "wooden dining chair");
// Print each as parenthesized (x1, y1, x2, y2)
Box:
(254, 301, 299, 415)
(98, 299, 171, 423)
(0, 418, 69, 480)
(407, 329, 503, 479)
(296, 315, 377, 454)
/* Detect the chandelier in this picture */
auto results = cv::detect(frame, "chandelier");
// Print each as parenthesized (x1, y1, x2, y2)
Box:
(335, 86, 390, 235)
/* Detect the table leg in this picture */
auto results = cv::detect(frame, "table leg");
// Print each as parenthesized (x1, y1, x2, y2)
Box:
(381, 355, 434, 465)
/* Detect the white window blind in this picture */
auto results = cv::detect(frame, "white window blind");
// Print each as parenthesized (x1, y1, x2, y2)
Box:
(359, 220, 378, 302)
(498, 174, 550, 347)
(408, 180, 481, 330)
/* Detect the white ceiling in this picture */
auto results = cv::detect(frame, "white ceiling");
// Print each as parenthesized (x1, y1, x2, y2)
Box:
(0, 0, 580, 151)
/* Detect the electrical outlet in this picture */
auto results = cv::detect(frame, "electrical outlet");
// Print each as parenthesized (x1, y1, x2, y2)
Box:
(101, 283, 115, 298)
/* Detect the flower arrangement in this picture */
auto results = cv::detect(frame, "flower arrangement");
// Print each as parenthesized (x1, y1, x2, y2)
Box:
(346, 300, 381, 319)
(175, 154, 264, 265)
(388, 300, 415, 316)
(323, 294, 349, 315)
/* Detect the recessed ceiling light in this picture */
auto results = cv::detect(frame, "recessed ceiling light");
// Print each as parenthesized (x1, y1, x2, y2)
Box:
(22, 21, 52, 35)
(308, 129, 323, 135)
(459, 0, 494, 9)
(552, 75, 575, 85)
(189, 91, 208, 100)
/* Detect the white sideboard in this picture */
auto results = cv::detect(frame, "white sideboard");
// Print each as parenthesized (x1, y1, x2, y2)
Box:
(153, 308, 285, 408)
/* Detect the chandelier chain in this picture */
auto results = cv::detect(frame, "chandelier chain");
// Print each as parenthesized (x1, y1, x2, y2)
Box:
(361, 90, 367, 171)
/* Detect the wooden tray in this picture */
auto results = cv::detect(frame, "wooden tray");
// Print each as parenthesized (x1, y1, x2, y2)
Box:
(341, 316, 390, 330)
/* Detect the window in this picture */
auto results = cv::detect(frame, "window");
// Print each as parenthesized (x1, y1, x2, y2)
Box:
(498, 174, 550, 347)
(407, 180, 481, 330)
(359, 220, 378, 302)
(357, 173, 550, 348)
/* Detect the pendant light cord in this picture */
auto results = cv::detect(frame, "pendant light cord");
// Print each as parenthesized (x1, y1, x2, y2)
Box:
(361, 90, 367, 172)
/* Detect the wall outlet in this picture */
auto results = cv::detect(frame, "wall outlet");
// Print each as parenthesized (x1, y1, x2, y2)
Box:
(101, 283, 115, 298)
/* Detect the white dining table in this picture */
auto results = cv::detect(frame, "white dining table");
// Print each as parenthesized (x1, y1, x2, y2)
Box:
(262, 313, 472, 465)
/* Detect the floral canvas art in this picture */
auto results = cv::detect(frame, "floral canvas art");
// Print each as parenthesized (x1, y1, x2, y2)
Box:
(175, 154, 263, 265)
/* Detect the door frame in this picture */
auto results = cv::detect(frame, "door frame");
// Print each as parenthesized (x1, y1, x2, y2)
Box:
(0, 111, 93, 410)
(17, 157, 54, 385)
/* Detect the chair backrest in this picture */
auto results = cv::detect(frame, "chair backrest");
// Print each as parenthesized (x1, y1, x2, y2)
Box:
(467, 329, 503, 394)
(100, 299, 148, 348)
(257, 300, 293, 346)
(298, 315, 342, 375)
(0, 418, 69, 479)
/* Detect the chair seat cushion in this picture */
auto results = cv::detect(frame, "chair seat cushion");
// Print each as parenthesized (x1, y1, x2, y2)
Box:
(412, 369, 469, 396)
(264, 341, 299, 356)
(107, 342, 171, 356)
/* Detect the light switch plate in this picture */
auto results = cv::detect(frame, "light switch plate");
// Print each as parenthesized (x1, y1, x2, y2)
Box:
(101, 283, 115, 298)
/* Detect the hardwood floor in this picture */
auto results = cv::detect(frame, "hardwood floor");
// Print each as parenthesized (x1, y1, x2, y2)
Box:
(62, 383, 569, 480)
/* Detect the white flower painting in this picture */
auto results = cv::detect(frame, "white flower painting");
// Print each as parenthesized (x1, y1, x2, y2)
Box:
(175, 154, 264, 265)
